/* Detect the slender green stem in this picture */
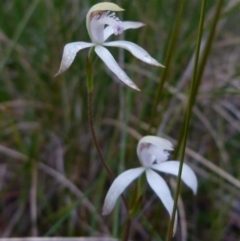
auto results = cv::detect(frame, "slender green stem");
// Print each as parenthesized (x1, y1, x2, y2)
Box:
(166, 0, 216, 239)
(193, 0, 225, 99)
(174, 0, 225, 158)
(148, 0, 186, 133)
(85, 56, 131, 241)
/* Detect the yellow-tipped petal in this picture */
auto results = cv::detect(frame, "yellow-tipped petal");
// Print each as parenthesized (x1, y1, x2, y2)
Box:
(86, 2, 124, 40)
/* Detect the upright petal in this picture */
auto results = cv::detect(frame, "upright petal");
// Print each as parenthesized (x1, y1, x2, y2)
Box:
(137, 136, 173, 163)
(86, 2, 124, 42)
(104, 21, 145, 41)
(152, 161, 198, 194)
(55, 42, 94, 76)
(94, 45, 140, 91)
(90, 11, 123, 44)
(146, 169, 177, 235)
(102, 167, 144, 215)
(104, 41, 164, 67)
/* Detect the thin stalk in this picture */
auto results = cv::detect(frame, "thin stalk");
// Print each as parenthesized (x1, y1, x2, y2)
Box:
(86, 52, 114, 179)
(148, 0, 186, 133)
(193, 0, 225, 99)
(85, 55, 130, 241)
(87, 91, 115, 180)
(166, 0, 207, 239)
(174, 0, 225, 158)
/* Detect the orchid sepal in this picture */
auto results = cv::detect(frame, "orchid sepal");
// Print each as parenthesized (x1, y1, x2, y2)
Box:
(102, 167, 144, 215)
(152, 161, 198, 194)
(104, 41, 164, 67)
(55, 42, 94, 76)
(94, 45, 140, 91)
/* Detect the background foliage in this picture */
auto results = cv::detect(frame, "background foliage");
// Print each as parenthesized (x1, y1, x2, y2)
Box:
(0, 0, 240, 240)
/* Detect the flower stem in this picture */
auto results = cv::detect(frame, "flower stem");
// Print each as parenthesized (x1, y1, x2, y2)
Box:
(85, 55, 131, 241)
(86, 55, 115, 179)
(87, 91, 115, 180)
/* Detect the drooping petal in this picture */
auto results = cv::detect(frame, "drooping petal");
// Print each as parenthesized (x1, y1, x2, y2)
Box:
(104, 21, 145, 41)
(146, 169, 177, 235)
(152, 161, 198, 194)
(55, 42, 94, 76)
(104, 41, 164, 67)
(137, 136, 173, 164)
(94, 45, 140, 91)
(102, 167, 144, 215)
(86, 2, 124, 42)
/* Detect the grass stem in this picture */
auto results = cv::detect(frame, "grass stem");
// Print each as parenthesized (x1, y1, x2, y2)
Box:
(166, 0, 209, 239)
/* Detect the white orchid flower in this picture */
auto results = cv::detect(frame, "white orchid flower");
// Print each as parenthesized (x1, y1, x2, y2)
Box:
(55, 2, 164, 91)
(102, 135, 197, 234)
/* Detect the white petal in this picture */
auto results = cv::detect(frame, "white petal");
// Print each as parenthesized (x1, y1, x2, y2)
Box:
(139, 146, 156, 167)
(90, 12, 124, 43)
(148, 145, 170, 164)
(90, 19, 105, 43)
(104, 21, 145, 41)
(55, 42, 94, 76)
(137, 136, 173, 162)
(104, 41, 164, 67)
(94, 45, 140, 91)
(122, 21, 146, 30)
(152, 161, 198, 194)
(102, 167, 144, 215)
(146, 169, 177, 235)
(86, 2, 124, 41)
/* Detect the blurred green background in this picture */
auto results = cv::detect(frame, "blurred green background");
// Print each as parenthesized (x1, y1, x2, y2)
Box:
(0, 0, 240, 240)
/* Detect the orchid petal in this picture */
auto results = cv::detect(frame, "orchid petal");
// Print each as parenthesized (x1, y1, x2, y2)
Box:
(104, 41, 164, 67)
(102, 167, 144, 215)
(148, 145, 170, 164)
(137, 136, 173, 161)
(152, 161, 198, 194)
(139, 147, 156, 167)
(55, 42, 94, 76)
(146, 169, 177, 235)
(86, 2, 124, 41)
(94, 45, 140, 91)
(104, 21, 145, 41)
(90, 11, 124, 44)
